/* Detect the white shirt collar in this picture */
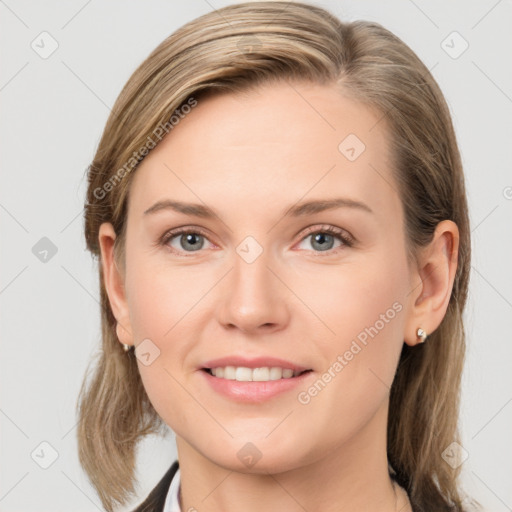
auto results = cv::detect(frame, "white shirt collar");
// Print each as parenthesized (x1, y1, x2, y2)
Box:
(162, 467, 181, 512)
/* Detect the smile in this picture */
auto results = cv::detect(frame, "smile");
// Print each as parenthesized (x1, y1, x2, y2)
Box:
(200, 366, 314, 402)
(203, 366, 311, 381)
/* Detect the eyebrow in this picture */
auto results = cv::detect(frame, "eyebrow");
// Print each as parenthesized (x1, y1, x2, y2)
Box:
(143, 197, 373, 218)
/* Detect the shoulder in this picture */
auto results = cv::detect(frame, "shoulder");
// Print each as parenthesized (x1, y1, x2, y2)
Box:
(131, 460, 179, 512)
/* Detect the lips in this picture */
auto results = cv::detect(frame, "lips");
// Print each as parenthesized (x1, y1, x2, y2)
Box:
(200, 365, 314, 402)
(198, 355, 314, 401)
(201, 356, 311, 373)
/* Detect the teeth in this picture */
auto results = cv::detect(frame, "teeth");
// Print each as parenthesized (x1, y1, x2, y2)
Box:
(235, 367, 252, 381)
(253, 367, 270, 381)
(224, 366, 236, 379)
(210, 366, 302, 381)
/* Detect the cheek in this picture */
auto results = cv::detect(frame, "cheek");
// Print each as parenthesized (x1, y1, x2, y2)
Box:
(296, 251, 407, 346)
(125, 248, 212, 339)
(124, 253, 217, 428)
(295, 249, 407, 413)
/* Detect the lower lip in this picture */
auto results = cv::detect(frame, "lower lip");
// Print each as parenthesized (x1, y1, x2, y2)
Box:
(200, 370, 313, 403)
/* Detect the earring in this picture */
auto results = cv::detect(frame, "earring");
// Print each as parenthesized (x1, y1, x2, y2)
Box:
(116, 323, 133, 352)
(416, 328, 427, 343)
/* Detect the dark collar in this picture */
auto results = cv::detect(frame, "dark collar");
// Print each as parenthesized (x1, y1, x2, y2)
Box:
(131, 460, 180, 512)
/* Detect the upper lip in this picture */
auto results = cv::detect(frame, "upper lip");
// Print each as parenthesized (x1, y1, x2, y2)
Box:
(201, 356, 311, 372)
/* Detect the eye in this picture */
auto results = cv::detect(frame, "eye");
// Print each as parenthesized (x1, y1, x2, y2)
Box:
(159, 224, 354, 257)
(160, 227, 215, 255)
(296, 225, 354, 254)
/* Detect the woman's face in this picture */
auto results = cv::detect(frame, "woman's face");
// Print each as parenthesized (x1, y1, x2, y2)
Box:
(105, 81, 422, 472)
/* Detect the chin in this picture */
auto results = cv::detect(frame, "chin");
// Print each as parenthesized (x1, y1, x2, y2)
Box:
(211, 449, 302, 475)
(197, 435, 310, 475)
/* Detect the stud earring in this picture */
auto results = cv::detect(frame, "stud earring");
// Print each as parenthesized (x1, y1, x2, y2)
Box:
(122, 343, 132, 352)
(416, 328, 427, 343)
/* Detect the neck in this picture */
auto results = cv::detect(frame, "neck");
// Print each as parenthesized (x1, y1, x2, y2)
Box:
(175, 401, 405, 512)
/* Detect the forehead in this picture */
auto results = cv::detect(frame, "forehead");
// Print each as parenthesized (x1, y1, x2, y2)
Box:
(128, 81, 398, 221)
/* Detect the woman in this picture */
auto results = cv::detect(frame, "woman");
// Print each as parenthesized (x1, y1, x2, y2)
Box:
(76, 2, 480, 511)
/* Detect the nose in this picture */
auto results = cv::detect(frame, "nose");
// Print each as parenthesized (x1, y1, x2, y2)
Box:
(216, 250, 290, 334)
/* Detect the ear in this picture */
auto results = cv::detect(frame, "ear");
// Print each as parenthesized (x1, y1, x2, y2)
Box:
(404, 220, 459, 346)
(98, 222, 134, 347)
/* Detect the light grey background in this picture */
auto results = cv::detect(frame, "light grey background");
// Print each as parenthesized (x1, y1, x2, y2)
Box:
(1, 1, 511, 511)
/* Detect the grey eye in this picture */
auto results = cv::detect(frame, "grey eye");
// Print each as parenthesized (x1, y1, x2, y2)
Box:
(171, 233, 205, 252)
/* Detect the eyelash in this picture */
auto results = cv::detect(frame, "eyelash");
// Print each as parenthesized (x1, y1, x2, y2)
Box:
(159, 224, 355, 257)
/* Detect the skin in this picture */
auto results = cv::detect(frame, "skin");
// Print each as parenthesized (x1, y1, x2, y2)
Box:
(99, 81, 459, 512)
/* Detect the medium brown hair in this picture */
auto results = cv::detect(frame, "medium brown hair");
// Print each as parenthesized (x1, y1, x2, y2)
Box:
(77, 2, 477, 511)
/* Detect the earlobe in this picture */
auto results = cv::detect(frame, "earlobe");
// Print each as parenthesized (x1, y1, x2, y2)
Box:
(98, 222, 134, 346)
(404, 220, 459, 346)
(116, 321, 133, 348)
